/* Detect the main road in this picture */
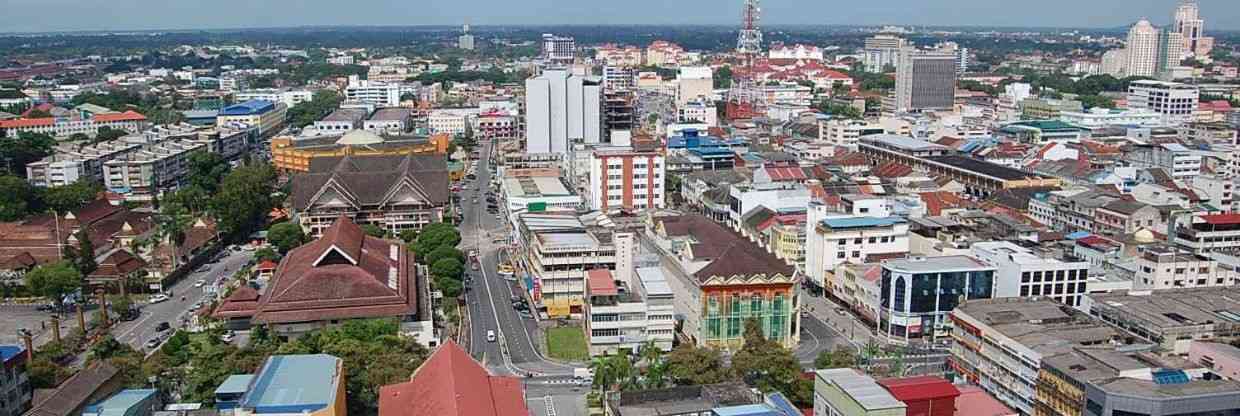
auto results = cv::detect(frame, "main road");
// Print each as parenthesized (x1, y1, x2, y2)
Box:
(461, 139, 577, 377)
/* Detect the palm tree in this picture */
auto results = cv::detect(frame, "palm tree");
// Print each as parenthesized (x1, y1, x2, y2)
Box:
(861, 340, 883, 365)
(589, 356, 613, 399)
(637, 341, 668, 389)
(156, 207, 192, 271)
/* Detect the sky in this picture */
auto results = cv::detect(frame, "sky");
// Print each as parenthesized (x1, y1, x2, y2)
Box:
(1, 0, 1238, 33)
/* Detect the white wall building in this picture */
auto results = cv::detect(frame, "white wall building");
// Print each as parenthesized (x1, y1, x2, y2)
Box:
(971, 241, 1092, 307)
(675, 66, 713, 106)
(804, 203, 910, 293)
(234, 89, 314, 109)
(525, 69, 602, 155)
(428, 108, 479, 136)
(1127, 80, 1200, 125)
(344, 76, 401, 107)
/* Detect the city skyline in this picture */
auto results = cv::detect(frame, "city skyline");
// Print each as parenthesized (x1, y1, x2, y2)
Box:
(2, 0, 1238, 34)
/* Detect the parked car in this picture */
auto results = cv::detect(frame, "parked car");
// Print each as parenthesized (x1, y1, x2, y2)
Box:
(194, 279, 206, 288)
(148, 294, 170, 304)
(221, 331, 235, 343)
(487, 330, 497, 342)
(155, 321, 171, 332)
(196, 266, 210, 273)
(145, 338, 161, 349)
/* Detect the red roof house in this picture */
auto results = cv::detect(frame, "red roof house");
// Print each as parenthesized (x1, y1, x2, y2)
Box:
(379, 340, 528, 416)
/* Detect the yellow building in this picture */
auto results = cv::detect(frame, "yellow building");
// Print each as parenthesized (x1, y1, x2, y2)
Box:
(217, 100, 288, 137)
(270, 130, 449, 173)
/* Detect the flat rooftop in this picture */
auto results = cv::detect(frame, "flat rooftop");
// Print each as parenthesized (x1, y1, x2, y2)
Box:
(1088, 287, 1240, 330)
(504, 176, 573, 198)
(956, 298, 1119, 356)
(883, 255, 993, 273)
(816, 369, 905, 411)
(368, 108, 409, 121)
(821, 216, 906, 230)
(242, 354, 341, 412)
(863, 134, 950, 152)
(320, 108, 368, 123)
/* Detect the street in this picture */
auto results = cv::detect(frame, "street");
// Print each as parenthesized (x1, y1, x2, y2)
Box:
(462, 139, 578, 378)
(111, 248, 254, 352)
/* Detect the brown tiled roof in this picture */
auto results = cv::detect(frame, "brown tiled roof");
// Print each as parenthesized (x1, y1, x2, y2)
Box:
(251, 215, 417, 325)
(0, 252, 37, 270)
(291, 154, 449, 212)
(659, 215, 795, 283)
(211, 285, 261, 319)
(378, 340, 527, 416)
(26, 361, 120, 416)
(87, 249, 146, 278)
(874, 162, 914, 179)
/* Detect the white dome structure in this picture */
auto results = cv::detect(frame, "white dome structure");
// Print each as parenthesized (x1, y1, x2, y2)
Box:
(336, 130, 384, 146)
(1133, 228, 1156, 244)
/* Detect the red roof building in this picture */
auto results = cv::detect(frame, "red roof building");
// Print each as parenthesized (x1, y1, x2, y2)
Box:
(211, 215, 422, 335)
(877, 376, 961, 416)
(954, 386, 1016, 416)
(586, 269, 618, 297)
(378, 340, 528, 416)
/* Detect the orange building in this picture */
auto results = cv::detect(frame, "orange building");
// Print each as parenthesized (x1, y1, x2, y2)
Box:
(270, 130, 449, 173)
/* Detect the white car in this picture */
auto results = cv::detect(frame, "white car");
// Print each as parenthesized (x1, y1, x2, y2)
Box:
(487, 330, 497, 342)
(221, 331, 236, 343)
(194, 279, 206, 288)
(148, 294, 170, 304)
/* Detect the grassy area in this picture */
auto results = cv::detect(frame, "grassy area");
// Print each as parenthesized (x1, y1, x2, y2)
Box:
(545, 326, 588, 361)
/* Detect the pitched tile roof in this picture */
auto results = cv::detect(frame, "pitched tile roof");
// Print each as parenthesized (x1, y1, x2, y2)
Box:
(378, 340, 528, 416)
(250, 215, 418, 325)
(291, 154, 449, 212)
(87, 249, 146, 278)
(211, 285, 261, 319)
(659, 215, 795, 283)
(26, 361, 120, 416)
(873, 162, 914, 179)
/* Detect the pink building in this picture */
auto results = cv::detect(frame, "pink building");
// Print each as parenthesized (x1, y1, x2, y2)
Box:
(1189, 341, 1240, 380)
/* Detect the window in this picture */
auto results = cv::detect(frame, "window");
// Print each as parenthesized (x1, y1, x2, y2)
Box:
(868, 237, 877, 243)
(880, 236, 890, 243)
(1055, 270, 1065, 281)
(838, 239, 846, 246)
(1033, 271, 1043, 282)
(1022, 272, 1031, 283)
(852, 251, 861, 258)
(837, 252, 846, 259)
(854, 238, 862, 244)
(1020, 286, 1029, 296)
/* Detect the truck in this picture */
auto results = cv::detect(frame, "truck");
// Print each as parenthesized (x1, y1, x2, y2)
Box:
(573, 367, 594, 384)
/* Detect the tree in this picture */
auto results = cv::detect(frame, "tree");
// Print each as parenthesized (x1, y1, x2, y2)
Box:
(267, 222, 306, 253)
(94, 127, 127, 143)
(72, 230, 96, 275)
(814, 346, 858, 369)
(1079, 94, 1116, 109)
(42, 180, 102, 214)
(411, 224, 461, 263)
(430, 258, 464, 281)
(25, 109, 52, 118)
(254, 247, 280, 263)
(360, 224, 387, 238)
(25, 262, 82, 307)
(0, 175, 36, 220)
(211, 163, 276, 239)
(398, 229, 419, 244)
(731, 319, 803, 404)
(666, 344, 732, 385)
(156, 205, 192, 270)
(0, 132, 56, 177)
(163, 186, 210, 215)
(110, 294, 133, 318)
(714, 66, 733, 89)
(186, 151, 229, 193)
(424, 245, 464, 267)
(287, 90, 344, 128)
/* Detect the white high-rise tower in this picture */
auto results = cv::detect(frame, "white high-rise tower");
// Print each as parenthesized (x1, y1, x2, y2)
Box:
(1125, 19, 1160, 78)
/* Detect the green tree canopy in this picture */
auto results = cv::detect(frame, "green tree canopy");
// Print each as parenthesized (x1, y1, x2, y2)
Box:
(430, 258, 464, 281)
(731, 318, 806, 405)
(0, 132, 56, 177)
(41, 180, 102, 214)
(25, 262, 82, 306)
(360, 224, 387, 238)
(0, 175, 36, 220)
(666, 344, 733, 385)
(210, 163, 276, 239)
(266, 222, 306, 253)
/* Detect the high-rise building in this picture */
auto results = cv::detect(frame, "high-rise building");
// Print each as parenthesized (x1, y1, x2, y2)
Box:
(1101, 49, 1127, 76)
(602, 66, 636, 143)
(1158, 28, 1185, 80)
(894, 48, 957, 112)
(457, 24, 474, 50)
(541, 33, 576, 66)
(525, 69, 601, 154)
(1174, 0, 1213, 57)
(863, 35, 907, 73)
(1125, 19, 1161, 78)
(675, 66, 713, 106)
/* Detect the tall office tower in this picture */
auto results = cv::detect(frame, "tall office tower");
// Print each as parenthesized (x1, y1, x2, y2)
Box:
(1125, 19, 1160, 78)
(525, 69, 601, 155)
(1174, 0, 1211, 57)
(541, 34, 576, 66)
(894, 48, 957, 112)
(936, 42, 970, 74)
(863, 35, 908, 73)
(1158, 29, 1185, 80)
(458, 24, 475, 50)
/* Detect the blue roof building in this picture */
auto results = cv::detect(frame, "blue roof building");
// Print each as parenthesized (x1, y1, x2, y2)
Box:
(82, 389, 160, 416)
(0, 345, 23, 363)
(220, 100, 277, 116)
(218, 354, 345, 416)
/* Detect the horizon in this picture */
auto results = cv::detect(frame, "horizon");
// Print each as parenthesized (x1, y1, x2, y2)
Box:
(2, 0, 1237, 35)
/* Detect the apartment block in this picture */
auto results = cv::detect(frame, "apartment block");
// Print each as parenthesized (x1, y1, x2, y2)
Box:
(1127, 80, 1200, 125)
(584, 267, 674, 356)
(805, 204, 910, 296)
(518, 213, 619, 318)
(588, 145, 666, 212)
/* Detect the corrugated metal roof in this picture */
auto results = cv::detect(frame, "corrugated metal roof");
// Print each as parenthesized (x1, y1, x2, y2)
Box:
(816, 368, 906, 411)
